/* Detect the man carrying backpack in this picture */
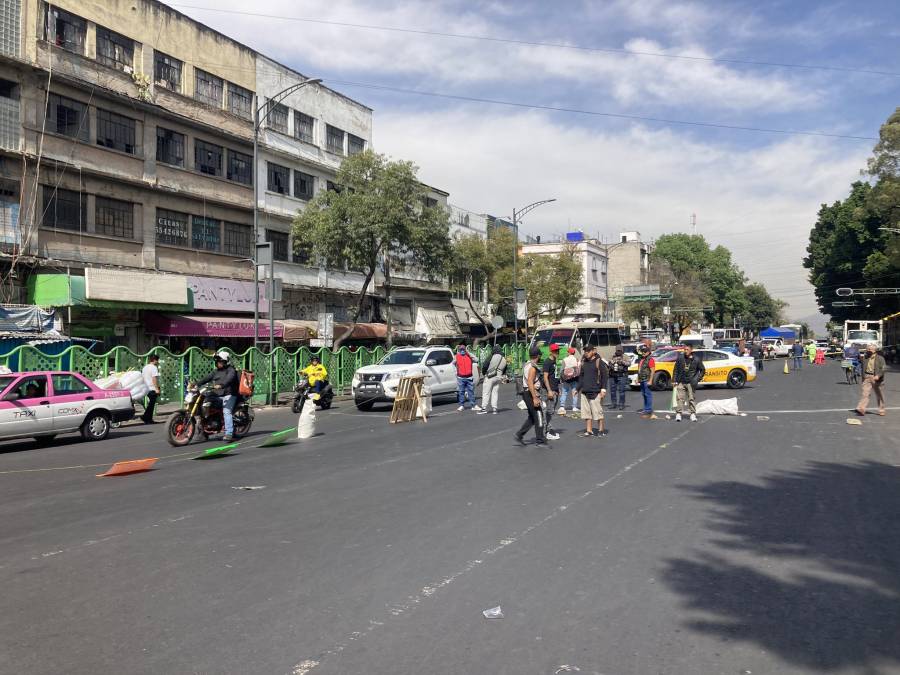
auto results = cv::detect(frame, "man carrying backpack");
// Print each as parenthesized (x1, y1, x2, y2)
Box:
(514, 346, 547, 447)
(558, 347, 580, 416)
(636, 344, 655, 418)
(607, 347, 629, 410)
(577, 344, 609, 437)
(476, 345, 507, 415)
(673, 344, 705, 422)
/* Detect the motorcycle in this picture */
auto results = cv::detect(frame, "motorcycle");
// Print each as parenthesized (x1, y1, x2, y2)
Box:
(292, 376, 334, 413)
(166, 383, 253, 446)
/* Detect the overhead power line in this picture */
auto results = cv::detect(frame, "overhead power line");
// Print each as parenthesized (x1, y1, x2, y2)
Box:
(170, 3, 900, 78)
(323, 79, 877, 141)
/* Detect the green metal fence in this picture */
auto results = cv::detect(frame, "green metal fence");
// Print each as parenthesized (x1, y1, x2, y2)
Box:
(0, 343, 529, 404)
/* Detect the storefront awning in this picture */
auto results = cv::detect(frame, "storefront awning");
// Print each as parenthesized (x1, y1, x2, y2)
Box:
(28, 274, 191, 311)
(334, 322, 387, 340)
(145, 314, 283, 338)
(452, 300, 487, 327)
(415, 307, 462, 340)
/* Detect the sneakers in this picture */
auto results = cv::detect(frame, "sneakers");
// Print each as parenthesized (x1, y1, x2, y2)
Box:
(513, 433, 526, 446)
(476, 409, 489, 415)
(473, 405, 483, 411)
(492, 411, 498, 415)
(675, 413, 682, 422)
(223, 434, 233, 442)
(572, 407, 580, 414)
(546, 431, 561, 441)
(690, 413, 697, 422)
(557, 407, 566, 416)
(457, 405, 465, 411)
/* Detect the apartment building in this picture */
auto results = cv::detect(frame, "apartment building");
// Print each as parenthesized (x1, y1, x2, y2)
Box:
(0, 0, 375, 349)
(605, 231, 653, 321)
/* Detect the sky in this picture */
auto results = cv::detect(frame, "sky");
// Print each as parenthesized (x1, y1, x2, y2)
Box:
(173, 0, 900, 330)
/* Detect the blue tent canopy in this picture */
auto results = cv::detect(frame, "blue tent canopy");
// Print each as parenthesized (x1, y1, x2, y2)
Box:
(760, 326, 796, 339)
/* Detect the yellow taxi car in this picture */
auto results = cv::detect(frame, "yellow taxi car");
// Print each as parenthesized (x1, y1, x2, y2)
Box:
(628, 348, 757, 391)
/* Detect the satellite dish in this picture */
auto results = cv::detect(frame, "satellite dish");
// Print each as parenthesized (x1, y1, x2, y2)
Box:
(491, 315, 505, 330)
(835, 288, 853, 297)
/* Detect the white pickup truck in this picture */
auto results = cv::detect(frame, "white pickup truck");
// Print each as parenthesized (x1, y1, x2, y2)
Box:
(761, 338, 791, 358)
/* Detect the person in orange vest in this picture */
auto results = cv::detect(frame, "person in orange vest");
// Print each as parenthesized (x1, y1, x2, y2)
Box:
(455, 345, 476, 411)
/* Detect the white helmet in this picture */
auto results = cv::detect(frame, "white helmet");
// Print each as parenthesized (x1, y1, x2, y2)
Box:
(215, 350, 230, 363)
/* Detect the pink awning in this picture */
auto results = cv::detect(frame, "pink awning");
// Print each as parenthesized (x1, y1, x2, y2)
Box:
(145, 314, 284, 338)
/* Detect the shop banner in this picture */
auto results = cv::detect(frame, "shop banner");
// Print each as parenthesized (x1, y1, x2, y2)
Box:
(0, 305, 55, 332)
(145, 314, 283, 338)
(187, 277, 268, 313)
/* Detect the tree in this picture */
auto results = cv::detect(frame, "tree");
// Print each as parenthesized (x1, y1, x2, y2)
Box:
(292, 151, 451, 347)
(518, 244, 583, 322)
(705, 245, 749, 326)
(743, 283, 786, 329)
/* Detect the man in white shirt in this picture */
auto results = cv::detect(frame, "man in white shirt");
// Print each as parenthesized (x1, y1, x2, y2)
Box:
(141, 354, 161, 424)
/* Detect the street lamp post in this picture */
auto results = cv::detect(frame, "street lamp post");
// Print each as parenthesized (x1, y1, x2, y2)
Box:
(511, 198, 556, 343)
(252, 77, 322, 348)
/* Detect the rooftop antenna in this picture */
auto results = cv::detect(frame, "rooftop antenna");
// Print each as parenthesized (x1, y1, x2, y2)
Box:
(691, 213, 697, 235)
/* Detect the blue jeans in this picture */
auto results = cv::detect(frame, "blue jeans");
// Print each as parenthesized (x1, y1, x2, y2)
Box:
(793, 355, 803, 370)
(457, 377, 475, 407)
(609, 376, 627, 408)
(222, 394, 236, 436)
(559, 380, 578, 410)
(639, 381, 653, 413)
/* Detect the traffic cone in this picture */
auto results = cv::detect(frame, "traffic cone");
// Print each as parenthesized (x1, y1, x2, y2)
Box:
(783, 359, 790, 374)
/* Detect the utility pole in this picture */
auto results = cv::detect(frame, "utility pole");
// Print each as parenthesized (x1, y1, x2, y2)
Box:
(510, 198, 556, 344)
(384, 253, 392, 349)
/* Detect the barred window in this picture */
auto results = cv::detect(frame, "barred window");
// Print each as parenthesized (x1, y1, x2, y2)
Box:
(45, 6, 85, 54)
(155, 208, 189, 247)
(96, 27, 133, 72)
(294, 112, 314, 143)
(268, 101, 288, 133)
(46, 94, 88, 141)
(227, 149, 252, 185)
(195, 139, 223, 177)
(326, 124, 345, 154)
(293, 171, 314, 200)
(154, 52, 182, 92)
(156, 127, 184, 166)
(42, 187, 85, 231)
(348, 134, 365, 156)
(95, 196, 134, 239)
(192, 216, 220, 252)
(194, 69, 223, 108)
(267, 162, 289, 194)
(96, 109, 136, 154)
(228, 83, 253, 120)
(266, 229, 289, 262)
(224, 222, 253, 257)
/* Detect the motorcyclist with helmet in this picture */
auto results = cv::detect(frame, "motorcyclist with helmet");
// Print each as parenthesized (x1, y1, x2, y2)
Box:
(197, 350, 239, 441)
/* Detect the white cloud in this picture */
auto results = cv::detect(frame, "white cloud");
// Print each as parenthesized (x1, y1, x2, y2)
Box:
(373, 107, 869, 319)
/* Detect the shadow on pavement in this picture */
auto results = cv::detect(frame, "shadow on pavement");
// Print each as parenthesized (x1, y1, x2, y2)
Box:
(0, 430, 153, 455)
(663, 461, 900, 671)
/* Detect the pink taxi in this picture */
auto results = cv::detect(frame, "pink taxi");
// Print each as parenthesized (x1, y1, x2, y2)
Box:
(0, 371, 135, 444)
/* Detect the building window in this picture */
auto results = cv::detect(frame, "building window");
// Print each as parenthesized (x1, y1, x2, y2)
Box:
(471, 271, 486, 302)
(42, 187, 85, 231)
(266, 229, 289, 262)
(192, 216, 220, 252)
(154, 52, 182, 92)
(450, 272, 467, 300)
(95, 197, 134, 239)
(194, 69, 223, 108)
(95, 26, 133, 72)
(96, 109, 136, 154)
(348, 134, 365, 155)
(293, 171, 314, 200)
(195, 140, 223, 177)
(267, 162, 289, 194)
(294, 112, 314, 143)
(45, 6, 85, 54)
(326, 125, 345, 154)
(326, 180, 341, 193)
(227, 149, 252, 185)
(224, 222, 253, 257)
(228, 83, 253, 120)
(156, 208, 189, 247)
(267, 101, 288, 134)
(424, 197, 438, 208)
(46, 94, 88, 141)
(156, 127, 184, 167)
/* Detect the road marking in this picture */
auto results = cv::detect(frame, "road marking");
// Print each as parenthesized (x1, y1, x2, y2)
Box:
(287, 417, 708, 674)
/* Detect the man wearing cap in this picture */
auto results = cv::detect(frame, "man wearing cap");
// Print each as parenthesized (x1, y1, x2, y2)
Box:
(607, 347, 629, 410)
(515, 345, 547, 446)
(542, 344, 561, 440)
(577, 344, 609, 437)
(558, 346, 581, 416)
(855, 343, 886, 416)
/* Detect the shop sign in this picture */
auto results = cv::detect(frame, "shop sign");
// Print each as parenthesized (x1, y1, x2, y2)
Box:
(188, 277, 268, 313)
(156, 214, 188, 246)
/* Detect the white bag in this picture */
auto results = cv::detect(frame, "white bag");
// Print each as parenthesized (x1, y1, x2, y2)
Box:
(119, 370, 143, 389)
(94, 374, 122, 390)
(128, 381, 150, 401)
(695, 397, 740, 415)
(416, 385, 432, 418)
(297, 402, 316, 439)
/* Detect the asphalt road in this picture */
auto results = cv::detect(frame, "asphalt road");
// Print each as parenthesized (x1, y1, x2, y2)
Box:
(1, 360, 898, 675)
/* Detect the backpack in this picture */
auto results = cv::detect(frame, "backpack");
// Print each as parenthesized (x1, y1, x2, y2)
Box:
(239, 370, 255, 397)
(562, 363, 579, 381)
(610, 357, 628, 376)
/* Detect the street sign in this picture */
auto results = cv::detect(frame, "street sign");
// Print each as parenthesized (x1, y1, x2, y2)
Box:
(317, 312, 334, 342)
(515, 288, 527, 321)
(835, 288, 853, 297)
(267, 278, 283, 302)
(491, 315, 505, 330)
(255, 242, 272, 266)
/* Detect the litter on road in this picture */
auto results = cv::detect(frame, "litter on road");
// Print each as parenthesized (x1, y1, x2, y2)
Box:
(695, 398, 740, 415)
(482, 606, 504, 619)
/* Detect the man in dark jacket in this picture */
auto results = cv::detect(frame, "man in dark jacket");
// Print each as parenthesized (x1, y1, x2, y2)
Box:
(607, 347, 629, 410)
(198, 351, 240, 441)
(855, 343, 886, 416)
(752, 341, 764, 371)
(673, 345, 705, 422)
(577, 344, 609, 437)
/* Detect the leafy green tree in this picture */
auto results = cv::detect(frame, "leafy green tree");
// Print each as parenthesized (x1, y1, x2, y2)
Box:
(519, 244, 583, 322)
(292, 151, 451, 346)
(743, 282, 786, 328)
(450, 225, 517, 313)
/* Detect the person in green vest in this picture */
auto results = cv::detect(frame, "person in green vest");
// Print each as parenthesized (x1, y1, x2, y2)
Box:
(806, 340, 816, 363)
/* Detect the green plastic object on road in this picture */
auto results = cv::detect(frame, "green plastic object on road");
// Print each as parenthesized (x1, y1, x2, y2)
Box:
(259, 428, 295, 447)
(193, 443, 238, 459)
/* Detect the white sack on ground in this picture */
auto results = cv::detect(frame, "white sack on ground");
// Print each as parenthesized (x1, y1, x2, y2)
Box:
(417, 385, 432, 418)
(695, 397, 740, 415)
(297, 402, 316, 439)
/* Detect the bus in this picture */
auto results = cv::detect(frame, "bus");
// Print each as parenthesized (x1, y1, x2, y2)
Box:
(529, 321, 623, 361)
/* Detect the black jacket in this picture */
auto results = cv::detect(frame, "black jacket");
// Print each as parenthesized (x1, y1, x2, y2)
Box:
(198, 365, 239, 397)
(673, 352, 705, 386)
(578, 356, 608, 394)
